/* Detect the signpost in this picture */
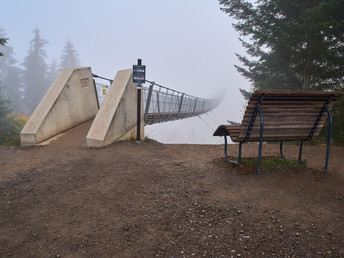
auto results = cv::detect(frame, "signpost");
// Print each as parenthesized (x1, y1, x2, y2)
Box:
(133, 59, 146, 143)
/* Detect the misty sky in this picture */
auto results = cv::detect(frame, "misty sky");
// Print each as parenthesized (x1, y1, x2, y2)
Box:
(1, 0, 251, 144)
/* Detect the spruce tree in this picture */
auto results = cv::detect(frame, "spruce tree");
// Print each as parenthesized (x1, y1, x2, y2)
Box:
(0, 28, 23, 112)
(0, 32, 12, 145)
(60, 40, 81, 69)
(0, 36, 8, 57)
(219, 0, 344, 91)
(22, 28, 49, 114)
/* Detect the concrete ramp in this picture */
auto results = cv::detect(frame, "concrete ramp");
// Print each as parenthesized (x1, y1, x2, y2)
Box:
(20, 67, 99, 145)
(86, 69, 143, 148)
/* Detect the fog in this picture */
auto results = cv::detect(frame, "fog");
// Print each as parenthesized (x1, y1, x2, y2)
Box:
(1, 0, 251, 144)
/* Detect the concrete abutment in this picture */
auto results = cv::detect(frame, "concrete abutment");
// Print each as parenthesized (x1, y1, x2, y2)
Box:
(20, 67, 144, 147)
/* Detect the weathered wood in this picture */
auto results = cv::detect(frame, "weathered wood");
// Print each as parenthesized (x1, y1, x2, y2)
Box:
(214, 90, 343, 142)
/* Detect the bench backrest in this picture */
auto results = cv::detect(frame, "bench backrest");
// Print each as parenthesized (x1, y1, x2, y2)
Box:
(236, 91, 343, 142)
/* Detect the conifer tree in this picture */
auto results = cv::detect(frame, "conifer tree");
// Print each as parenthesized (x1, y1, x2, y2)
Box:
(21, 28, 49, 114)
(60, 40, 81, 69)
(219, 0, 344, 91)
(0, 28, 23, 112)
(0, 32, 12, 144)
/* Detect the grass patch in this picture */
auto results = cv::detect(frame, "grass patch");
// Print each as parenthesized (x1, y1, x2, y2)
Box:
(231, 156, 307, 174)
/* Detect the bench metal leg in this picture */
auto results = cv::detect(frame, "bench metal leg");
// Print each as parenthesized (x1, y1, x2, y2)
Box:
(280, 141, 284, 158)
(224, 135, 229, 160)
(280, 141, 306, 165)
(257, 108, 264, 175)
(324, 107, 332, 173)
(238, 142, 242, 164)
(298, 141, 303, 162)
(223, 135, 241, 166)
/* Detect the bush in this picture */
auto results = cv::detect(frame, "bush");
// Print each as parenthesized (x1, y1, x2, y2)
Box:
(318, 96, 344, 146)
(0, 113, 29, 146)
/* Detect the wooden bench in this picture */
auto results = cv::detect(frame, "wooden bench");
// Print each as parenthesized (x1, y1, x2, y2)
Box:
(213, 91, 343, 175)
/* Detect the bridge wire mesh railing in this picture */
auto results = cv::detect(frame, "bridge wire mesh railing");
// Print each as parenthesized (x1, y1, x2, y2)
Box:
(92, 74, 221, 125)
(143, 80, 221, 125)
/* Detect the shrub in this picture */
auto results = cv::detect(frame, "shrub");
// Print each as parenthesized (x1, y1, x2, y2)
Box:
(0, 113, 29, 146)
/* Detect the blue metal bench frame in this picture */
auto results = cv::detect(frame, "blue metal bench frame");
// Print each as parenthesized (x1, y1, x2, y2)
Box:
(214, 91, 342, 175)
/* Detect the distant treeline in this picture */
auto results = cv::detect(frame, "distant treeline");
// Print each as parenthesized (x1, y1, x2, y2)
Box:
(0, 27, 81, 145)
(0, 27, 81, 115)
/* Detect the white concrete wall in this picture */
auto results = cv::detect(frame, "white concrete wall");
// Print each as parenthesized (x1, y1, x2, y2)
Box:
(86, 69, 144, 148)
(20, 67, 99, 145)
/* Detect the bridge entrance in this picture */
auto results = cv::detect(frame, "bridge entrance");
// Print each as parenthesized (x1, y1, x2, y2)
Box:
(20, 67, 222, 147)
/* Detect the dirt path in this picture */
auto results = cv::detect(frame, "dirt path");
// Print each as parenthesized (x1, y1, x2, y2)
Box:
(1, 123, 344, 257)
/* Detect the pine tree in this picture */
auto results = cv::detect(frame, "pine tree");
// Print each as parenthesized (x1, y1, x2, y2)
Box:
(219, 0, 344, 91)
(0, 28, 23, 112)
(60, 40, 81, 69)
(0, 32, 12, 145)
(21, 28, 49, 114)
(0, 36, 8, 57)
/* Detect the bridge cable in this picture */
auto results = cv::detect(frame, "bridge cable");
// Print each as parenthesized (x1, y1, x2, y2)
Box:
(209, 110, 222, 124)
(197, 115, 215, 132)
(165, 119, 190, 143)
(147, 122, 172, 139)
(145, 122, 166, 138)
(205, 112, 221, 126)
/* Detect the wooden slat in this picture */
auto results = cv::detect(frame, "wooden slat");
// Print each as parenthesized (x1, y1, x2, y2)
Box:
(214, 90, 344, 143)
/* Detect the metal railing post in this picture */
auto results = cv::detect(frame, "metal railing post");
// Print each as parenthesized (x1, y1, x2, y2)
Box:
(93, 79, 100, 109)
(178, 94, 185, 117)
(193, 97, 197, 114)
(144, 82, 154, 122)
(156, 93, 160, 113)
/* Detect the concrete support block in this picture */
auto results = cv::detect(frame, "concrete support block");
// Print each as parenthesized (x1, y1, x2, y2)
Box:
(86, 69, 144, 148)
(20, 67, 98, 145)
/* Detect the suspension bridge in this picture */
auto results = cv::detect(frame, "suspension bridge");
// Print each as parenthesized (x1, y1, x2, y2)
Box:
(94, 77, 221, 125)
(20, 67, 222, 147)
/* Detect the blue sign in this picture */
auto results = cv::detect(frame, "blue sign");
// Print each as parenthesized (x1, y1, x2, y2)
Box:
(133, 65, 146, 84)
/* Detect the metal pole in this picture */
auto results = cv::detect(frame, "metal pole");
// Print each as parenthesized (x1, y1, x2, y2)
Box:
(193, 98, 198, 114)
(280, 141, 284, 159)
(178, 94, 184, 118)
(257, 108, 264, 175)
(136, 59, 142, 143)
(93, 79, 100, 109)
(144, 82, 154, 122)
(224, 135, 229, 161)
(238, 142, 242, 164)
(298, 141, 303, 162)
(324, 107, 333, 173)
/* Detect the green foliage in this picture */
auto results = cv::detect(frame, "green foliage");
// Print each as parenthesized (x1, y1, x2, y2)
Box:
(318, 92, 344, 146)
(220, 0, 344, 145)
(219, 0, 344, 91)
(0, 112, 29, 146)
(0, 96, 23, 146)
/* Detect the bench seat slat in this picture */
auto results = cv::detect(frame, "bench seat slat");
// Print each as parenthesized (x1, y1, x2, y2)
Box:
(214, 90, 344, 143)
